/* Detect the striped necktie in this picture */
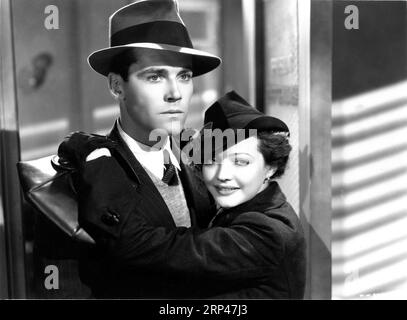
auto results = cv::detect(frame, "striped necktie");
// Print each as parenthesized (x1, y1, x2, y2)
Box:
(162, 149, 177, 185)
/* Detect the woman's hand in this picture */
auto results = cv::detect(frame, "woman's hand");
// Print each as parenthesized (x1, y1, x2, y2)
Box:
(57, 131, 117, 170)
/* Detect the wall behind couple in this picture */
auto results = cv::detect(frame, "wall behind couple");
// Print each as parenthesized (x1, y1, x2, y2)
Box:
(14, 0, 300, 211)
(14, 0, 221, 158)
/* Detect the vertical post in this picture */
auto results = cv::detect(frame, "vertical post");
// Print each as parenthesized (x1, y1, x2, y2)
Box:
(255, 0, 265, 112)
(298, 0, 312, 299)
(242, 0, 256, 106)
(298, 0, 332, 299)
(221, 0, 253, 102)
(0, 0, 27, 298)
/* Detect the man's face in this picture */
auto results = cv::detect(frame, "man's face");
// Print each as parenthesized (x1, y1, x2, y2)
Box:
(119, 51, 193, 142)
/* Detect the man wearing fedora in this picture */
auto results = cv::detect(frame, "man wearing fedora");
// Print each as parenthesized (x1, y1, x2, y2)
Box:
(57, 0, 221, 298)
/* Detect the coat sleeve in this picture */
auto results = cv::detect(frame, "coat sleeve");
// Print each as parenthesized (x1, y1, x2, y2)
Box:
(78, 156, 286, 281)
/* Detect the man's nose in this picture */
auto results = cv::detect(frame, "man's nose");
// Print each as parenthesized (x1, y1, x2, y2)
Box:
(164, 78, 182, 103)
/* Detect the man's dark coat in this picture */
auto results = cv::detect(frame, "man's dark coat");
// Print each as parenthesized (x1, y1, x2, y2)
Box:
(76, 123, 217, 298)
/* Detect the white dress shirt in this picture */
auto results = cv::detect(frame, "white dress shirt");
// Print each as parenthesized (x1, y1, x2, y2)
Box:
(117, 121, 181, 179)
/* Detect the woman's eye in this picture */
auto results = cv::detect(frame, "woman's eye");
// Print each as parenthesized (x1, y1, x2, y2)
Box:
(234, 159, 250, 166)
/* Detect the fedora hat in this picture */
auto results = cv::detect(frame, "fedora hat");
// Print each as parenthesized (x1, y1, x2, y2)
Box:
(88, 0, 221, 77)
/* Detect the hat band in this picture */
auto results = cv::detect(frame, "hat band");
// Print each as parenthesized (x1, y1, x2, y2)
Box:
(111, 21, 193, 48)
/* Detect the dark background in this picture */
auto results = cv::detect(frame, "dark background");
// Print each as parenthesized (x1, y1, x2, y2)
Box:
(333, 1, 407, 100)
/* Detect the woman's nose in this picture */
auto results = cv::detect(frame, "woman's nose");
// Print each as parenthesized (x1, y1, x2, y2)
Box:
(216, 162, 233, 181)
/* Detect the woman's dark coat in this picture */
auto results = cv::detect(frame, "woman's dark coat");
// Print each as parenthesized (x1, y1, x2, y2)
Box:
(77, 141, 306, 299)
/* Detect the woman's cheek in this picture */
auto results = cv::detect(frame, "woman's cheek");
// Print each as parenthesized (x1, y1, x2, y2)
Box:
(202, 165, 216, 183)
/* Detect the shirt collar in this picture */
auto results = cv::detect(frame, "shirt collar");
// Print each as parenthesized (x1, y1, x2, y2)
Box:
(117, 120, 181, 171)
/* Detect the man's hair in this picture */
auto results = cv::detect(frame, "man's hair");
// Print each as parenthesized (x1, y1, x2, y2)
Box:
(257, 131, 291, 179)
(109, 50, 139, 81)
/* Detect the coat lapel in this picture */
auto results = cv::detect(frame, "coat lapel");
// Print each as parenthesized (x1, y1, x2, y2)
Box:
(107, 121, 176, 228)
(105, 120, 215, 228)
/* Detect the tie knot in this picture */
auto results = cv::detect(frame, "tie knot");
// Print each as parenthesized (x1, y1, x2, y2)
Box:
(162, 149, 177, 185)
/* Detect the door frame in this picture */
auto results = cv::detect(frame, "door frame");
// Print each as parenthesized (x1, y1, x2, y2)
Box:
(0, 0, 27, 299)
(298, 0, 332, 299)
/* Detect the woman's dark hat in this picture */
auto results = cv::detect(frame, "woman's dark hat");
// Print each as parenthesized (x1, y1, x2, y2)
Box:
(88, 0, 221, 77)
(184, 91, 289, 165)
(204, 91, 289, 133)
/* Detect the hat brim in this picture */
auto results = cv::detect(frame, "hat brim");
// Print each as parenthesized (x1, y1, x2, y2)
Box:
(245, 116, 289, 133)
(88, 43, 221, 77)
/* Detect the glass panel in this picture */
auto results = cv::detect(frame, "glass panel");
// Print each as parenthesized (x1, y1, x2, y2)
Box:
(331, 1, 407, 299)
(12, 0, 222, 298)
(179, 0, 221, 130)
(263, 0, 299, 214)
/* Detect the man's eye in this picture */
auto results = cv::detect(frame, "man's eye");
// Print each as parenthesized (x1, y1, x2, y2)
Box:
(179, 73, 192, 81)
(147, 74, 161, 82)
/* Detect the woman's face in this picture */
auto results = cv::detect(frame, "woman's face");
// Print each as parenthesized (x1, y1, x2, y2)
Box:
(202, 136, 275, 208)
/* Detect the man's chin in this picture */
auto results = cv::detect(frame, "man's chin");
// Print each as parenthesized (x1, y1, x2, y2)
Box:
(163, 120, 185, 136)
(148, 123, 184, 144)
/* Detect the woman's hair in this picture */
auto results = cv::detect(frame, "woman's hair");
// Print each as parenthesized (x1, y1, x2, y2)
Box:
(257, 131, 291, 179)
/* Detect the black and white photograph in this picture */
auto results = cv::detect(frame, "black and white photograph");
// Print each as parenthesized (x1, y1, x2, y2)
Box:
(1, 0, 407, 307)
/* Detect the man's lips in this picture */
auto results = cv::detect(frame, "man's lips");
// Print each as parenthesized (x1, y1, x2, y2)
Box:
(160, 109, 184, 114)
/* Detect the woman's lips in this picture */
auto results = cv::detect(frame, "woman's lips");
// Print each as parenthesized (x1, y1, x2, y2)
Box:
(214, 185, 240, 195)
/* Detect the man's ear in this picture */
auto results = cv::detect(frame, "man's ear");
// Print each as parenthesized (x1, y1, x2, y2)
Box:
(108, 72, 125, 100)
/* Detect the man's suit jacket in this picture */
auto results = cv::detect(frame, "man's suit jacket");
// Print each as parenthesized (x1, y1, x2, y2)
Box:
(76, 122, 217, 298)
